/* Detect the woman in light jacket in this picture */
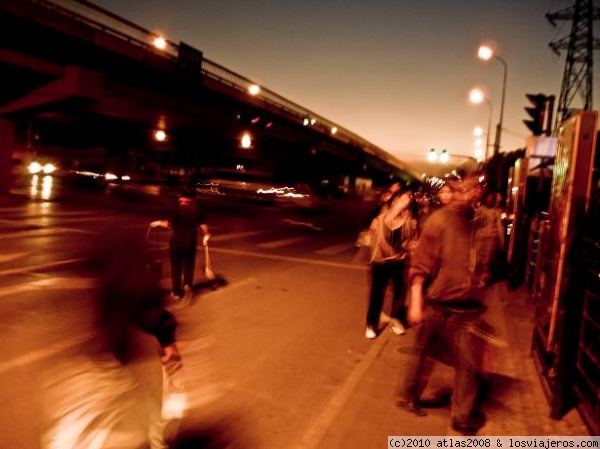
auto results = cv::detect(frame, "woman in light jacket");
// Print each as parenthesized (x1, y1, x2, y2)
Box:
(365, 189, 418, 339)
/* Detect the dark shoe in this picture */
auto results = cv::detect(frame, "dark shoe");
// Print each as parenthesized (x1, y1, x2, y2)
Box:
(452, 411, 486, 434)
(396, 399, 427, 417)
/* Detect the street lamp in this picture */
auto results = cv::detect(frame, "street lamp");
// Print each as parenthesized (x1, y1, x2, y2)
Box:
(473, 133, 485, 162)
(478, 45, 507, 156)
(469, 88, 493, 160)
(428, 148, 449, 163)
(427, 149, 480, 174)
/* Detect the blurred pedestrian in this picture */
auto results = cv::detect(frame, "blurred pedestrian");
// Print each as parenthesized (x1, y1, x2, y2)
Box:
(364, 181, 401, 227)
(476, 190, 506, 283)
(414, 192, 432, 235)
(436, 184, 453, 207)
(152, 186, 210, 300)
(41, 224, 182, 449)
(364, 189, 418, 339)
(415, 184, 452, 234)
(94, 225, 180, 364)
(396, 172, 490, 434)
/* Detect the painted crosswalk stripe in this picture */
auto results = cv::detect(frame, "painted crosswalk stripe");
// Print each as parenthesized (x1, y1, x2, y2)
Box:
(0, 277, 96, 299)
(0, 257, 85, 277)
(0, 227, 95, 240)
(210, 230, 266, 242)
(257, 236, 307, 249)
(0, 332, 95, 375)
(314, 242, 354, 256)
(0, 251, 30, 264)
(209, 247, 364, 271)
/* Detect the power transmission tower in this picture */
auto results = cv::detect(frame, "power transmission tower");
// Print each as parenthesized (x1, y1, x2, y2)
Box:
(546, 0, 600, 131)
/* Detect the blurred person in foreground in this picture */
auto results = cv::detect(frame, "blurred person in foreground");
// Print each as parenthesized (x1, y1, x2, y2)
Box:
(41, 224, 181, 449)
(436, 184, 454, 208)
(396, 172, 491, 434)
(364, 189, 418, 339)
(152, 186, 210, 301)
(415, 184, 453, 235)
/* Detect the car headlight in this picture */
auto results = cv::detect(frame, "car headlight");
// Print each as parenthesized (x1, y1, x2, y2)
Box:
(43, 163, 56, 174)
(28, 162, 42, 174)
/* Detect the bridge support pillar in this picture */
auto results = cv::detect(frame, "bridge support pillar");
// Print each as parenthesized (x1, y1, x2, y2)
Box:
(0, 119, 15, 194)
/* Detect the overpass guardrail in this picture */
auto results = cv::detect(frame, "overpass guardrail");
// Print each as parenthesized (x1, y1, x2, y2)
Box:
(10, 0, 414, 175)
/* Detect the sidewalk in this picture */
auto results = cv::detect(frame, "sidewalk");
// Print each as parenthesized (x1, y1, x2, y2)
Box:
(315, 281, 590, 448)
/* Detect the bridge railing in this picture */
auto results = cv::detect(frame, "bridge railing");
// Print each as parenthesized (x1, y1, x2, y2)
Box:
(36, 0, 409, 171)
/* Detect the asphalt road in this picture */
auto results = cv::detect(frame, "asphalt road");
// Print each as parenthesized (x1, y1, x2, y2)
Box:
(0, 179, 381, 448)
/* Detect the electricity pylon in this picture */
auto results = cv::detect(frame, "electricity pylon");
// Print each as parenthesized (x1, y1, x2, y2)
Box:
(546, 0, 600, 132)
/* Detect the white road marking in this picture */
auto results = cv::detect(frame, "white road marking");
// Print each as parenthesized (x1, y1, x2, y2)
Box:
(257, 236, 307, 249)
(314, 242, 354, 256)
(0, 228, 68, 240)
(0, 251, 30, 264)
(0, 277, 96, 299)
(0, 227, 97, 240)
(209, 247, 365, 270)
(0, 332, 95, 376)
(210, 230, 266, 242)
(0, 257, 85, 277)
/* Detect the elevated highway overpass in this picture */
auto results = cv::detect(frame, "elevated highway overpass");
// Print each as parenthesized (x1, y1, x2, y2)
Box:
(0, 0, 420, 196)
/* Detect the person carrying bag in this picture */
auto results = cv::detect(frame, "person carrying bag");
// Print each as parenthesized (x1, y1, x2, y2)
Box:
(363, 189, 418, 339)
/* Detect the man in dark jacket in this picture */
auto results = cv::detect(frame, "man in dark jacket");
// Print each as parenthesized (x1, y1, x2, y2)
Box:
(396, 172, 489, 434)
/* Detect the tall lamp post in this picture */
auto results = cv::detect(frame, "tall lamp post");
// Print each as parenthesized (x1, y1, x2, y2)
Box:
(478, 45, 507, 156)
(469, 88, 493, 160)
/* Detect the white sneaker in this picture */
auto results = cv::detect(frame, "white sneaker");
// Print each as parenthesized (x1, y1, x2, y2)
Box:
(365, 327, 377, 339)
(390, 323, 406, 335)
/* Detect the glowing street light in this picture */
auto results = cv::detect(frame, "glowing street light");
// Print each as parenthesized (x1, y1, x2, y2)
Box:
(152, 36, 167, 50)
(248, 84, 260, 95)
(469, 88, 493, 160)
(154, 130, 167, 141)
(427, 148, 450, 163)
(240, 132, 252, 148)
(427, 149, 480, 173)
(427, 148, 438, 162)
(478, 45, 508, 156)
(439, 149, 449, 163)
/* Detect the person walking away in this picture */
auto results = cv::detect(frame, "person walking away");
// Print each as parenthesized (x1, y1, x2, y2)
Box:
(152, 187, 210, 300)
(365, 189, 418, 339)
(396, 172, 490, 434)
(475, 190, 506, 283)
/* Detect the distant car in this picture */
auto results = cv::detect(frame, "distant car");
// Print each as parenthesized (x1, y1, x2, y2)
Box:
(28, 161, 58, 175)
(64, 165, 131, 189)
(193, 169, 320, 209)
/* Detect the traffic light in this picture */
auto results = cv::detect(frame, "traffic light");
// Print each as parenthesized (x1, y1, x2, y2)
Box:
(523, 93, 548, 136)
